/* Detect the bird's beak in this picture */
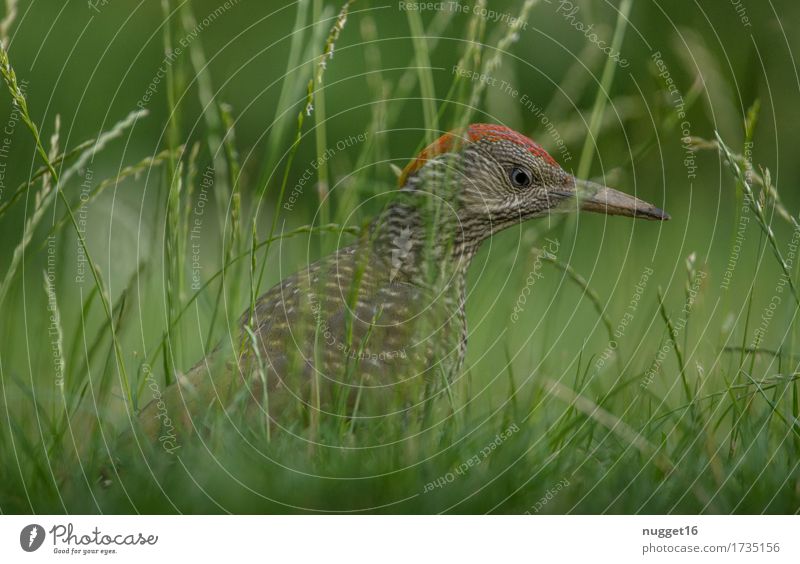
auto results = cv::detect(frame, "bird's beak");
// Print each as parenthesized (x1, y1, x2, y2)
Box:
(552, 178, 670, 221)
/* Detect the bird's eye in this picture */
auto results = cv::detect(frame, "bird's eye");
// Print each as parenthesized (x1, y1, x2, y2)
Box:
(509, 167, 533, 188)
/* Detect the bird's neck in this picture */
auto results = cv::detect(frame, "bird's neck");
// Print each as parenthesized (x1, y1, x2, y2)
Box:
(371, 199, 480, 291)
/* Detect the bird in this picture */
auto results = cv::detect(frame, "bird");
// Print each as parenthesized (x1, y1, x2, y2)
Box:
(134, 123, 669, 444)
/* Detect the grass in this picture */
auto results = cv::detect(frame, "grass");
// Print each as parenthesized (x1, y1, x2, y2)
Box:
(0, 0, 799, 514)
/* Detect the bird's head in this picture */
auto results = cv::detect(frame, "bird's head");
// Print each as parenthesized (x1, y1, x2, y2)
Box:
(398, 124, 669, 244)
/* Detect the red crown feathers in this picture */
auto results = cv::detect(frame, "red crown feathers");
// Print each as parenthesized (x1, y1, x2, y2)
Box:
(398, 123, 557, 186)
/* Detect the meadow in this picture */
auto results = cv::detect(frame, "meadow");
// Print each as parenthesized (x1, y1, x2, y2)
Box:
(0, 0, 798, 514)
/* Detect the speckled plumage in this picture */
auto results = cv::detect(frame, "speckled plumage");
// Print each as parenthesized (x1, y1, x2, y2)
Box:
(137, 124, 669, 440)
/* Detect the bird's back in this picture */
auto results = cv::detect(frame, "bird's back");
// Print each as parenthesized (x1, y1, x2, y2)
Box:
(136, 237, 466, 441)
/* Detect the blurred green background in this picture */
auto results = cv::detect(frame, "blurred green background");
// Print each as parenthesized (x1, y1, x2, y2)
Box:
(1, 0, 799, 513)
